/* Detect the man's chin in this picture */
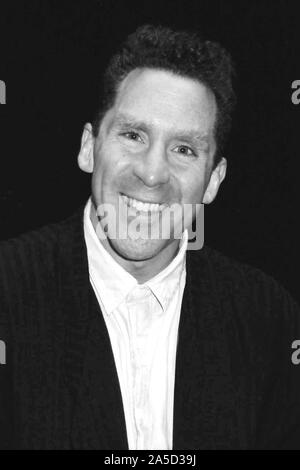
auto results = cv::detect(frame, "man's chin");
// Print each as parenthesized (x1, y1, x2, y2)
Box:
(107, 237, 170, 262)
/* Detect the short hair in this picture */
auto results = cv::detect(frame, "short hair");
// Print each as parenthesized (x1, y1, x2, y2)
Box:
(92, 24, 236, 167)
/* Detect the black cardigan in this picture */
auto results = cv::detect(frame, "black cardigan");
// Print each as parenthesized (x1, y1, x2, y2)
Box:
(0, 206, 300, 450)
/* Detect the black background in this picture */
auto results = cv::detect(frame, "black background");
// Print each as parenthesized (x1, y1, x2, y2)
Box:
(0, 0, 300, 301)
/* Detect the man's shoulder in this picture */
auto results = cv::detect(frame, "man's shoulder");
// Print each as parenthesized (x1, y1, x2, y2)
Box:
(190, 244, 299, 320)
(0, 206, 84, 293)
(202, 244, 280, 292)
(0, 206, 84, 255)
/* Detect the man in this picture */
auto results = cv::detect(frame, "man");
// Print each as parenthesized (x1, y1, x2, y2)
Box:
(0, 24, 300, 450)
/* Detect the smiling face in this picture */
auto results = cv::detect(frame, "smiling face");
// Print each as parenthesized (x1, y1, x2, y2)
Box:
(78, 68, 227, 275)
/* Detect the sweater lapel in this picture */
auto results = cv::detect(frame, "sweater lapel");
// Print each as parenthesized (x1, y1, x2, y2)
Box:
(59, 208, 128, 449)
(70, 288, 128, 449)
(173, 248, 237, 450)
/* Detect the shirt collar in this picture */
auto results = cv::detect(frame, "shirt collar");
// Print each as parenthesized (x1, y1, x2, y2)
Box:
(83, 197, 187, 315)
(145, 231, 187, 311)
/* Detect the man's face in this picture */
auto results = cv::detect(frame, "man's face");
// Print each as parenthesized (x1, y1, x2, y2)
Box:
(79, 68, 226, 262)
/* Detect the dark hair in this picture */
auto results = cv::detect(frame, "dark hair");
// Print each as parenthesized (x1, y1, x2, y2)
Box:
(92, 24, 236, 167)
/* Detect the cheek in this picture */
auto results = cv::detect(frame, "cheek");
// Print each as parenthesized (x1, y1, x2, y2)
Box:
(93, 145, 115, 179)
(91, 156, 112, 199)
(92, 145, 129, 193)
(179, 170, 206, 203)
(96, 140, 128, 170)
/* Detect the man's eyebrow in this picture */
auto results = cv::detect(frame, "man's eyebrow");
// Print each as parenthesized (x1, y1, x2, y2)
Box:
(112, 114, 146, 129)
(175, 131, 210, 146)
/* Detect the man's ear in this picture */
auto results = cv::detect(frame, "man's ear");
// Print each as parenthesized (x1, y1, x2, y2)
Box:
(203, 157, 227, 204)
(77, 123, 94, 173)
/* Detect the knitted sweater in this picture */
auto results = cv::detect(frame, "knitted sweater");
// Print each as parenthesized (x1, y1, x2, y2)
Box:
(0, 206, 300, 450)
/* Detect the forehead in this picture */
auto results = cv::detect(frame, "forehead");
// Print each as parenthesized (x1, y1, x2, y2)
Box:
(109, 68, 217, 136)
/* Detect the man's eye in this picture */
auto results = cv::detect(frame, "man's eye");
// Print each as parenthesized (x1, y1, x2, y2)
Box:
(122, 131, 143, 142)
(174, 145, 196, 157)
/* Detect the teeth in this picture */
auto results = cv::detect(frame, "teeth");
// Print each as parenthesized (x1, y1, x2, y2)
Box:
(121, 195, 164, 212)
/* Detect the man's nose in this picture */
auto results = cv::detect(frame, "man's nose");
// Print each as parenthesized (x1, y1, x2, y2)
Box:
(132, 143, 170, 188)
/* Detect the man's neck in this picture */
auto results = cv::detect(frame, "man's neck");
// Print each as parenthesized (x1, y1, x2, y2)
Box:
(90, 202, 180, 283)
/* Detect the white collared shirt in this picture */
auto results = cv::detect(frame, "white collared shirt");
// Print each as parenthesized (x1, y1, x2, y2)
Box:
(83, 198, 187, 450)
